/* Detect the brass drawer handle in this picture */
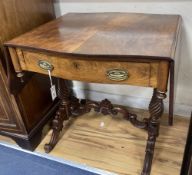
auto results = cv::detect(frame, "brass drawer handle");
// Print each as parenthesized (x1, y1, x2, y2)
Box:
(38, 60, 54, 71)
(107, 69, 128, 81)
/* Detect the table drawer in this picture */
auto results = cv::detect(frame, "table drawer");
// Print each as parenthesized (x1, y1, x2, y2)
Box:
(16, 50, 159, 87)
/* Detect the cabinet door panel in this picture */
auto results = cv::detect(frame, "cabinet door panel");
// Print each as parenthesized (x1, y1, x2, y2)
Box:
(0, 63, 25, 134)
(0, 99, 8, 120)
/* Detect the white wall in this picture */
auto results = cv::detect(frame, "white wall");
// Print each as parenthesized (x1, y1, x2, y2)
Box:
(54, 0, 192, 117)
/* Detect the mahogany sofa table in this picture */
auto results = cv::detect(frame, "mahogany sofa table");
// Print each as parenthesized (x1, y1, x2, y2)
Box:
(5, 13, 181, 175)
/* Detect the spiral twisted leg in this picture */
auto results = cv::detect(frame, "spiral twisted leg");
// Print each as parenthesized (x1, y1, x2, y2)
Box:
(44, 78, 71, 153)
(141, 89, 166, 175)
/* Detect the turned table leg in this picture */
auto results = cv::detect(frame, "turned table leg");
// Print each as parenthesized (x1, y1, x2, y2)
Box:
(44, 78, 71, 153)
(141, 89, 166, 175)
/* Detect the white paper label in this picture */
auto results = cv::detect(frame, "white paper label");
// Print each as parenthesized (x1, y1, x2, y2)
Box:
(50, 85, 57, 101)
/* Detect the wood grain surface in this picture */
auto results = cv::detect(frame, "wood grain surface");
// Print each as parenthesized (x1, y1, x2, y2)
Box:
(5, 12, 182, 93)
(0, 0, 54, 43)
(5, 13, 181, 60)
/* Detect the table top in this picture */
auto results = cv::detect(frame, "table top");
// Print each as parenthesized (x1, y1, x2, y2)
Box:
(5, 13, 181, 60)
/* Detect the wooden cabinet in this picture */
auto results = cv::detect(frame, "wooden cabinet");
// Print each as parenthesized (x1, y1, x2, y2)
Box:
(181, 113, 192, 175)
(0, 0, 57, 150)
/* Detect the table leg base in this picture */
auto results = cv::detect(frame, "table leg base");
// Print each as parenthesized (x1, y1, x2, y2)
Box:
(44, 107, 66, 153)
(84, 99, 148, 130)
(44, 86, 166, 175)
(141, 124, 158, 175)
(44, 78, 71, 153)
(44, 97, 149, 153)
(141, 89, 166, 175)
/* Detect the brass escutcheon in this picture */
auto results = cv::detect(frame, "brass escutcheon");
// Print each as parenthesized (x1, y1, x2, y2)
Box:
(38, 60, 54, 71)
(107, 69, 128, 81)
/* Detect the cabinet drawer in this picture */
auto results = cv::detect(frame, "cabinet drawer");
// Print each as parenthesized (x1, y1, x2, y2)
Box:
(17, 50, 159, 87)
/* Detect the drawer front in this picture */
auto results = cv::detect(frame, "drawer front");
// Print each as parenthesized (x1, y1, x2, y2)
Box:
(18, 50, 158, 87)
